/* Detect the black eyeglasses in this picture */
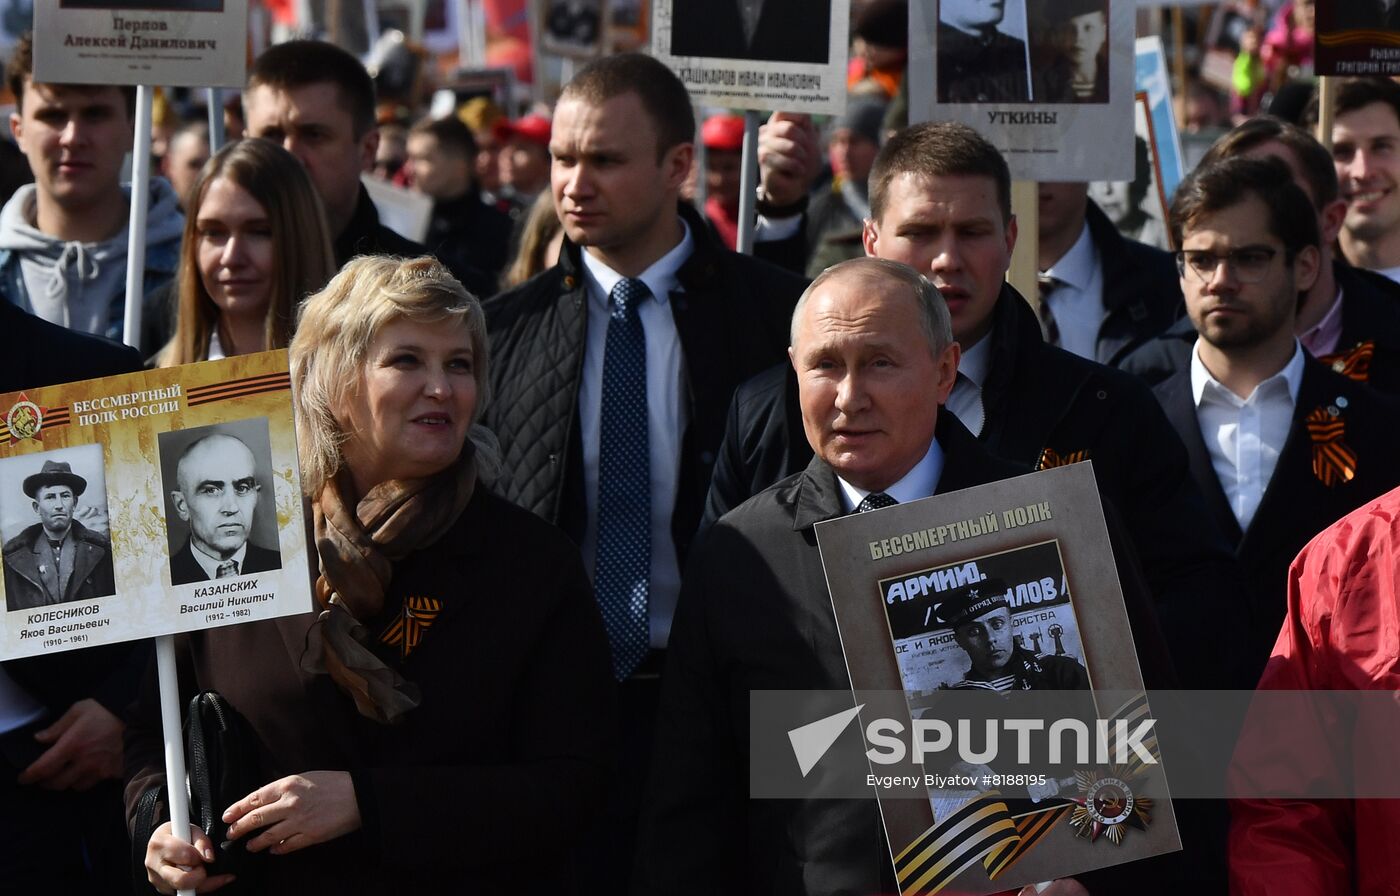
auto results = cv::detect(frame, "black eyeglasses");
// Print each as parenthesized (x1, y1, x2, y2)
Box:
(1175, 247, 1281, 284)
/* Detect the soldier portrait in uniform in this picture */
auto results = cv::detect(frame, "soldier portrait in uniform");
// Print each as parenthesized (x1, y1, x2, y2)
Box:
(936, 0, 1032, 103)
(937, 578, 1090, 691)
(158, 419, 282, 586)
(0, 446, 117, 611)
(1028, 0, 1110, 104)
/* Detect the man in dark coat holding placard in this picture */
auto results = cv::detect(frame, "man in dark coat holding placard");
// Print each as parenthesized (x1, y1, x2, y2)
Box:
(637, 256, 1193, 895)
(0, 301, 144, 893)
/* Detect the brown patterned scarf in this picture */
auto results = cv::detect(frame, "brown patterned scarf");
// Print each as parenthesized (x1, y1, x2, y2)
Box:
(302, 449, 477, 723)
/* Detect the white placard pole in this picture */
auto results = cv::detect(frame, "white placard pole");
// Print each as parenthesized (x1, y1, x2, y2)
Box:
(207, 88, 226, 154)
(735, 110, 761, 255)
(122, 85, 154, 350)
(156, 634, 194, 896)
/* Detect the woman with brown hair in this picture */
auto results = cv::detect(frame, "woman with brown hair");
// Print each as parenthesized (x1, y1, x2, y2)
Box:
(158, 139, 334, 366)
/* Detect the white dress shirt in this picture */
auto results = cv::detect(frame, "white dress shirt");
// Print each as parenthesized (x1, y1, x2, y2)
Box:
(1190, 340, 1305, 532)
(1041, 220, 1105, 361)
(579, 221, 691, 649)
(947, 331, 992, 436)
(1375, 264, 1400, 285)
(836, 436, 946, 513)
(189, 540, 249, 580)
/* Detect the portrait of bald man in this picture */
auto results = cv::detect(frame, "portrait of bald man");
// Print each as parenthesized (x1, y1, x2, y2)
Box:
(161, 426, 282, 586)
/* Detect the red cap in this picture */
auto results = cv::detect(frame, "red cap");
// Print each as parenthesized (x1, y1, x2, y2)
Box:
(702, 114, 745, 152)
(502, 113, 551, 146)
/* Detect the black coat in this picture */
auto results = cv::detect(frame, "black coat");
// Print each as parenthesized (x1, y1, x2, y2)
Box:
(1154, 356, 1400, 686)
(126, 488, 615, 894)
(705, 284, 1244, 688)
(168, 539, 283, 586)
(1118, 261, 1400, 395)
(333, 185, 427, 268)
(422, 188, 513, 298)
(482, 202, 806, 564)
(636, 411, 1186, 895)
(1083, 198, 1184, 367)
(670, 0, 830, 64)
(0, 302, 144, 719)
(2, 521, 117, 611)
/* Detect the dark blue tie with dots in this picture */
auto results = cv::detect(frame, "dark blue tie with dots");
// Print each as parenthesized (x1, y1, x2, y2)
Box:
(596, 277, 651, 681)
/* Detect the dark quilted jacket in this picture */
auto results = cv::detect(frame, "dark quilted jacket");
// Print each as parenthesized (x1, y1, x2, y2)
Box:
(482, 202, 807, 563)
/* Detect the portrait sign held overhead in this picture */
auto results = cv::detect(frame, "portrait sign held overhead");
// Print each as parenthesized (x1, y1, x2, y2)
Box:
(538, 0, 604, 59)
(651, 0, 851, 115)
(911, 0, 1135, 181)
(1315, 2, 1400, 76)
(34, 0, 247, 87)
(814, 463, 1179, 893)
(0, 351, 312, 662)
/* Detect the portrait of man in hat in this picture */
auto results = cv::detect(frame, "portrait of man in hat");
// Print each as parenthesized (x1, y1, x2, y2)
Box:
(164, 428, 282, 586)
(938, 578, 1090, 690)
(2, 458, 117, 611)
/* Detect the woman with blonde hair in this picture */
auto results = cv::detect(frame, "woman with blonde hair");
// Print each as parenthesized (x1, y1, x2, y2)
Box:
(158, 139, 334, 366)
(130, 256, 614, 894)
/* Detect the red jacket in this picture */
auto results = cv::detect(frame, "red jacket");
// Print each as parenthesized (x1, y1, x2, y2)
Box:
(1229, 485, 1400, 895)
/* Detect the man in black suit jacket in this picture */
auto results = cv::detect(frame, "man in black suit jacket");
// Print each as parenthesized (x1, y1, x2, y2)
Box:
(166, 432, 281, 585)
(710, 122, 1243, 693)
(1120, 117, 1400, 397)
(670, 0, 830, 64)
(637, 257, 1188, 895)
(482, 53, 804, 890)
(0, 302, 145, 892)
(1155, 156, 1400, 687)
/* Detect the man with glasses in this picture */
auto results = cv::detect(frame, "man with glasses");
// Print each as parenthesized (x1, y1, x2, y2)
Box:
(1152, 155, 1400, 685)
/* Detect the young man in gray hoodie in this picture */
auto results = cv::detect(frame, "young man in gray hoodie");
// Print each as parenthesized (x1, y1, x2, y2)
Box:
(0, 32, 183, 348)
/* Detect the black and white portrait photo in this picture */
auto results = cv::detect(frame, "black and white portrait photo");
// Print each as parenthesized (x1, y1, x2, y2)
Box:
(158, 418, 282, 587)
(0, 444, 117, 611)
(1028, 0, 1109, 103)
(936, 0, 1032, 103)
(541, 0, 603, 57)
(670, 0, 831, 65)
(60, 0, 224, 10)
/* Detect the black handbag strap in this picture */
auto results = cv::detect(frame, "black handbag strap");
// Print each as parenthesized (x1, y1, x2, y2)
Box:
(130, 782, 166, 893)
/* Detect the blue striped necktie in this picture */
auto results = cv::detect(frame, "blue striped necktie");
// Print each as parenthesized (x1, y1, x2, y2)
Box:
(596, 277, 651, 680)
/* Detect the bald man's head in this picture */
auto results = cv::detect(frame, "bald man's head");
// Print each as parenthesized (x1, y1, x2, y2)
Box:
(171, 434, 261, 561)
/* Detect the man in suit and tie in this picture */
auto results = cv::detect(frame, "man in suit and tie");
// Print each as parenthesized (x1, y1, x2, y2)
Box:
(167, 432, 281, 585)
(637, 256, 1187, 894)
(1153, 155, 1400, 686)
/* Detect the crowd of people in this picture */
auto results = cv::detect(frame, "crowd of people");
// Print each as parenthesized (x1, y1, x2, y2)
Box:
(3, 0, 1400, 893)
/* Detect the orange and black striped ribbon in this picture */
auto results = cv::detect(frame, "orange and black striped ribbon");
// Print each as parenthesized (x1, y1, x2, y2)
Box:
(894, 794, 1019, 895)
(186, 372, 291, 407)
(380, 596, 443, 659)
(1036, 447, 1090, 471)
(1305, 408, 1358, 487)
(1317, 341, 1374, 384)
(984, 805, 1075, 878)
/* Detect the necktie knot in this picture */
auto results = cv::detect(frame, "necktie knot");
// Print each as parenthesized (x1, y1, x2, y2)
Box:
(610, 278, 650, 320)
(216, 560, 239, 579)
(857, 492, 898, 513)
